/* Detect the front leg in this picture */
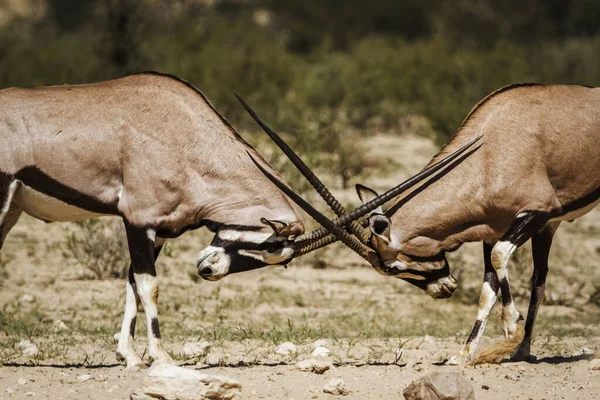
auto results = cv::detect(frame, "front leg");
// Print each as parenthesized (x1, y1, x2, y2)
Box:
(116, 266, 145, 368)
(124, 224, 173, 365)
(448, 211, 549, 365)
(448, 243, 499, 365)
(493, 211, 549, 339)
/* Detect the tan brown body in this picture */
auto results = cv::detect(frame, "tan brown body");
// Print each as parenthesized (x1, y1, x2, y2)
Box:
(395, 84, 600, 256)
(368, 84, 600, 364)
(0, 73, 306, 369)
(0, 73, 301, 229)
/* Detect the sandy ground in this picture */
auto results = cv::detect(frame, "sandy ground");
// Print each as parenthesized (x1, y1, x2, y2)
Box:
(1, 340, 599, 399)
(1, 133, 600, 399)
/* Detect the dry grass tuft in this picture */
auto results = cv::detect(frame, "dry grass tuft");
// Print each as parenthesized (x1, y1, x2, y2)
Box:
(60, 219, 129, 280)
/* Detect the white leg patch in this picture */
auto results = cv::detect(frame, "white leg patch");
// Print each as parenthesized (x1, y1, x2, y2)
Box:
(0, 181, 18, 223)
(117, 281, 144, 368)
(491, 241, 516, 280)
(502, 300, 521, 338)
(133, 273, 173, 365)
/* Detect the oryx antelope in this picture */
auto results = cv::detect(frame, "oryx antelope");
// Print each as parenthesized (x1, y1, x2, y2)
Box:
(0, 72, 469, 369)
(242, 83, 600, 364)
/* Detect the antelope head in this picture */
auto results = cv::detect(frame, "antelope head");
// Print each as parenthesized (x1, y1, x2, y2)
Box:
(236, 95, 481, 297)
(196, 216, 304, 281)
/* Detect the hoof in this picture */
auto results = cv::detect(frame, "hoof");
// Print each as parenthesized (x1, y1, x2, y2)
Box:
(148, 355, 175, 366)
(510, 352, 537, 363)
(446, 354, 468, 366)
(125, 361, 149, 371)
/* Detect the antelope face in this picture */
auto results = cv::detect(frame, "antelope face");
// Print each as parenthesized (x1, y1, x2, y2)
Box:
(357, 185, 458, 299)
(196, 219, 304, 281)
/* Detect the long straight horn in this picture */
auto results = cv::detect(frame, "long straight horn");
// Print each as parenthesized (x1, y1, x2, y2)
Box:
(297, 135, 483, 246)
(235, 94, 371, 244)
(247, 152, 381, 268)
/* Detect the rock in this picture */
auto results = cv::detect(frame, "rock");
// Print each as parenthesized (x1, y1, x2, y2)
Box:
(16, 340, 39, 356)
(296, 359, 334, 374)
(589, 359, 600, 370)
(322, 378, 348, 395)
(25, 392, 35, 397)
(403, 372, 475, 400)
(312, 346, 330, 358)
(6, 388, 14, 394)
(77, 374, 92, 382)
(504, 373, 519, 382)
(276, 342, 297, 355)
(113, 333, 121, 344)
(52, 319, 69, 332)
(182, 340, 212, 358)
(313, 339, 328, 348)
(130, 363, 241, 400)
(573, 347, 594, 357)
(19, 294, 35, 304)
(17, 378, 27, 385)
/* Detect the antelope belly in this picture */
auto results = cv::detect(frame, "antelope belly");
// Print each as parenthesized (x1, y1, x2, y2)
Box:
(12, 182, 108, 222)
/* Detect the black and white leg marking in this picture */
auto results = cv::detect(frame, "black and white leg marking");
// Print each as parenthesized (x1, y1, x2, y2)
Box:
(493, 211, 549, 340)
(0, 175, 20, 251)
(448, 211, 549, 364)
(119, 223, 172, 367)
(448, 243, 499, 364)
(116, 265, 145, 368)
(511, 221, 559, 362)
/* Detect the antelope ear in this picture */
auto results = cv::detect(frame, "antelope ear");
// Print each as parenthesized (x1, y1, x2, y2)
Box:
(356, 184, 383, 215)
(356, 184, 391, 243)
(260, 218, 304, 239)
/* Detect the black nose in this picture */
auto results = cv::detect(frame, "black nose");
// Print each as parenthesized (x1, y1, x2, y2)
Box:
(198, 267, 213, 277)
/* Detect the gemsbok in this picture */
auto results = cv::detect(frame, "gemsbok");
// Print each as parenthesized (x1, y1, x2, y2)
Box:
(240, 83, 600, 364)
(0, 72, 472, 369)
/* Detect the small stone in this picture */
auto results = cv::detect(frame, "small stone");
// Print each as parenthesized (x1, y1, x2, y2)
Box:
(276, 342, 297, 355)
(182, 340, 212, 358)
(296, 359, 334, 374)
(25, 392, 35, 397)
(52, 320, 69, 332)
(505, 373, 519, 382)
(313, 339, 328, 348)
(573, 348, 594, 357)
(18, 378, 27, 385)
(16, 340, 39, 356)
(589, 359, 600, 370)
(113, 333, 120, 344)
(19, 294, 35, 303)
(323, 378, 348, 395)
(130, 364, 241, 400)
(6, 388, 14, 394)
(312, 346, 331, 358)
(77, 374, 92, 382)
(403, 371, 474, 400)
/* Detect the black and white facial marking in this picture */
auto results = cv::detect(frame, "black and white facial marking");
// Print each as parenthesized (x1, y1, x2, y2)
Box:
(196, 221, 295, 281)
(385, 252, 458, 299)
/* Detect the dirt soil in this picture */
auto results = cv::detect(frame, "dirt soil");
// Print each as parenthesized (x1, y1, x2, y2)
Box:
(1, 133, 599, 400)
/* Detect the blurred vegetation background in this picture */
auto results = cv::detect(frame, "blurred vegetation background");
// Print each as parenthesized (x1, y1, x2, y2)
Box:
(2, 0, 600, 187)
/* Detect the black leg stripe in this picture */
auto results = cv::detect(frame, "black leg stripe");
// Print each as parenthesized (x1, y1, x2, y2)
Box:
(500, 278, 512, 307)
(151, 318, 161, 339)
(466, 319, 483, 343)
(129, 316, 137, 338)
